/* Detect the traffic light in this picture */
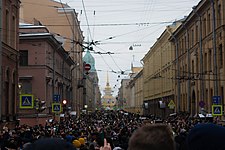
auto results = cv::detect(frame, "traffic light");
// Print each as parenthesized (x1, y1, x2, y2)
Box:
(35, 99, 46, 113)
(62, 99, 67, 113)
(39, 100, 46, 112)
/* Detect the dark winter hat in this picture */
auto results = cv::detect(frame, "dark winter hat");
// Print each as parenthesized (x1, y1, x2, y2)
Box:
(23, 138, 76, 150)
(187, 123, 225, 150)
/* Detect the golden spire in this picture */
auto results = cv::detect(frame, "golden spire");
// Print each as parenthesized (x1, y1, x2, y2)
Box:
(106, 71, 110, 87)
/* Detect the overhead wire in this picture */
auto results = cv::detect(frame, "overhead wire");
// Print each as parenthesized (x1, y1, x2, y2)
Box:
(59, 0, 74, 32)
(81, 0, 93, 41)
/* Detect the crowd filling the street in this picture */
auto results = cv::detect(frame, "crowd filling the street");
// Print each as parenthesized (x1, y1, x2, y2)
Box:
(0, 110, 225, 150)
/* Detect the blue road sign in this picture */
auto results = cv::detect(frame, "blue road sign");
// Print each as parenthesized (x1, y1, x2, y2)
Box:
(212, 96, 221, 105)
(53, 94, 60, 102)
(20, 94, 34, 109)
(52, 103, 61, 113)
(212, 105, 223, 116)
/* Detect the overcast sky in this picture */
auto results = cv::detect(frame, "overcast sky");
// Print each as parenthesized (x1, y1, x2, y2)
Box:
(58, 0, 201, 96)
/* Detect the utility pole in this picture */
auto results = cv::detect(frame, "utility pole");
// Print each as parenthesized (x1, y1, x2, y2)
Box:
(0, 0, 3, 120)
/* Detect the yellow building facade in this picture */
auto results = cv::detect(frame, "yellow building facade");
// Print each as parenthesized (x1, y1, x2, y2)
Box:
(142, 22, 181, 118)
(101, 73, 116, 110)
(134, 70, 143, 115)
(172, 0, 225, 116)
(141, 0, 225, 118)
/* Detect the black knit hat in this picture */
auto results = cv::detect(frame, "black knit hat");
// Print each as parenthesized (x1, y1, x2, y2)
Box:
(186, 123, 225, 150)
(23, 138, 76, 150)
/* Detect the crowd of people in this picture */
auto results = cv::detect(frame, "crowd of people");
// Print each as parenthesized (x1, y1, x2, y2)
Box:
(0, 110, 225, 150)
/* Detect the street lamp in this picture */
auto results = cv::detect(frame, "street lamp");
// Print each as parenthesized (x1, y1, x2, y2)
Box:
(18, 83, 22, 94)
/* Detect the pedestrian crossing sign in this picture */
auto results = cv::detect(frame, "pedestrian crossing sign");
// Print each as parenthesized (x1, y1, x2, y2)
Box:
(168, 100, 175, 109)
(52, 103, 61, 113)
(20, 94, 34, 109)
(212, 105, 223, 116)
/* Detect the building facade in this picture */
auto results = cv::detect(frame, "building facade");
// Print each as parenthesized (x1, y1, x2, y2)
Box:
(118, 79, 130, 111)
(172, 0, 225, 116)
(0, 0, 20, 128)
(19, 24, 74, 126)
(142, 22, 181, 118)
(83, 50, 101, 112)
(20, 0, 84, 114)
(134, 69, 143, 115)
(101, 73, 116, 110)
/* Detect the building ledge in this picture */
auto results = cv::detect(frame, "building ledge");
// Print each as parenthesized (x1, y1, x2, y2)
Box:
(19, 76, 33, 80)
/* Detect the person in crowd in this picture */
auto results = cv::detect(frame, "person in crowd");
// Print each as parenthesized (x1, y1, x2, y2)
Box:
(186, 123, 225, 150)
(1, 110, 225, 150)
(100, 138, 111, 150)
(23, 138, 77, 150)
(128, 124, 175, 150)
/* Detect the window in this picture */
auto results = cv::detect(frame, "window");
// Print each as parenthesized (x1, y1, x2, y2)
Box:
(192, 60, 194, 76)
(4, 10, 9, 43)
(217, 4, 222, 26)
(20, 81, 32, 94)
(11, 16, 16, 48)
(19, 50, 28, 66)
(207, 12, 211, 33)
(191, 29, 194, 46)
(219, 44, 223, 68)
(196, 24, 199, 42)
(204, 52, 207, 72)
(208, 49, 212, 71)
(210, 88, 213, 106)
(203, 17, 207, 37)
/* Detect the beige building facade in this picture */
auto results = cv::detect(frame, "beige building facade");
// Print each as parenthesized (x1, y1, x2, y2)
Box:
(142, 22, 181, 118)
(118, 79, 130, 110)
(118, 65, 142, 113)
(101, 73, 116, 110)
(20, 0, 84, 114)
(134, 69, 143, 114)
(140, 0, 225, 118)
(172, 0, 225, 116)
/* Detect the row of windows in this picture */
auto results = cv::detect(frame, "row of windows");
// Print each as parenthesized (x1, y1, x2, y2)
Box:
(179, 43, 223, 81)
(4, 6, 17, 48)
(19, 50, 72, 78)
(178, 2, 222, 56)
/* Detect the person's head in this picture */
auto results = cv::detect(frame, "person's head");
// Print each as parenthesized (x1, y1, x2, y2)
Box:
(128, 124, 175, 150)
(23, 138, 76, 150)
(186, 123, 225, 150)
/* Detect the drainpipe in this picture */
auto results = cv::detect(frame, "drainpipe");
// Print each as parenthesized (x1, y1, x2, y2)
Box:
(52, 45, 62, 103)
(0, 0, 2, 120)
(175, 38, 181, 113)
(182, 23, 191, 113)
(193, 6, 204, 112)
(211, 0, 218, 96)
(167, 27, 181, 113)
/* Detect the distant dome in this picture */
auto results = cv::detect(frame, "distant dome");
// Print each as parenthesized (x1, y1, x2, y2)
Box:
(83, 50, 96, 71)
